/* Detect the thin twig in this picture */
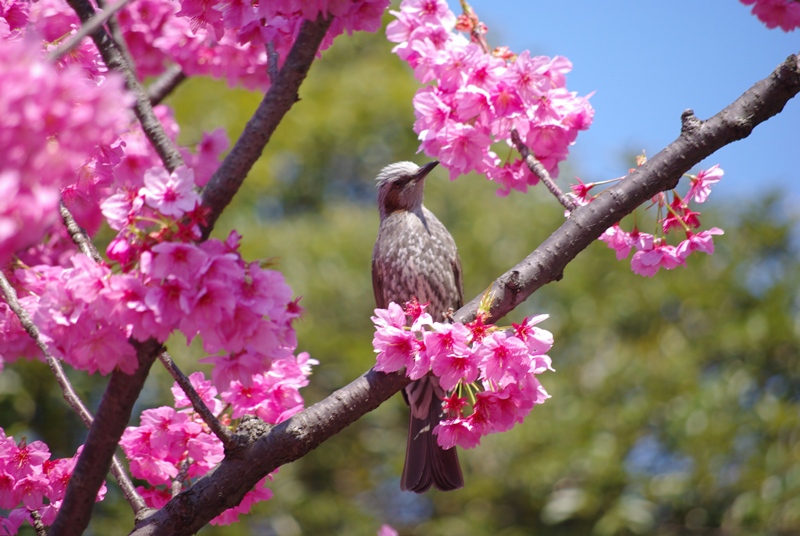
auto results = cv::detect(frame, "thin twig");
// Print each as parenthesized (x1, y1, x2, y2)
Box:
(171, 459, 191, 497)
(30, 509, 46, 536)
(48, 0, 133, 63)
(65, 0, 184, 172)
(0, 274, 96, 427)
(510, 128, 577, 211)
(459, 0, 490, 53)
(59, 202, 103, 263)
(266, 41, 279, 83)
(96, 0, 137, 72)
(0, 273, 147, 514)
(148, 65, 188, 105)
(158, 351, 236, 449)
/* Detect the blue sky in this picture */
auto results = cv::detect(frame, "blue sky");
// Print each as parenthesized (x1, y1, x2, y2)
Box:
(463, 1, 799, 200)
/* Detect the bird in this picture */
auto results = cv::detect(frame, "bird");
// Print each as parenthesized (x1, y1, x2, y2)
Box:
(371, 160, 464, 493)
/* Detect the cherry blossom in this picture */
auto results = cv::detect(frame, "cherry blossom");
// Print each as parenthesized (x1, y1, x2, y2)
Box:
(372, 301, 553, 449)
(589, 165, 726, 277)
(0, 432, 105, 533)
(741, 0, 800, 31)
(388, 0, 593, 194)
(0, 37, 130, 265)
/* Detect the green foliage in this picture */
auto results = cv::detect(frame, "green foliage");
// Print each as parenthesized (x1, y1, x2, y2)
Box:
(250, 182, 800, 536)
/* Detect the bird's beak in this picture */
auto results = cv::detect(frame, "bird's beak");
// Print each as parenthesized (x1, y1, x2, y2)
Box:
(415, 161, 439, 181)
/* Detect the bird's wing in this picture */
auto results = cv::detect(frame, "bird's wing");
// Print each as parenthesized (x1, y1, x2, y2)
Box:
(371, 254, 387, 309)
(452, 251, 464, 310)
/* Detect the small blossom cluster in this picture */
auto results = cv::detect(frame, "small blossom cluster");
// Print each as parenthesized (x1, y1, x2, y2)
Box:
(387, 0, 594, 195)
(119, 368, 311, 525)
(0, 36, 131, 266)
(741, 0, 800, 32)
(0, 429, 106, 534)
(575, 163, 725, 277)
(372, 300, 553, 450)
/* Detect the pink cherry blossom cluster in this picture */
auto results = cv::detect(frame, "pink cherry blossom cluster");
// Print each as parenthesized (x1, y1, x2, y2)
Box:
(372, 300, 553, 450)
(119, 368, 311, 525)
(2, 161, 306, 386)
(387, 0, 594, 195)
(576, 164, 726, 277)
(741, 0, 800, 31)
(8, 0, 390, 91)
(112, 0, 389, 90)
(219, 352, 317, 424)
(0, 36, 131, 266)
(0, 429, 106, 534)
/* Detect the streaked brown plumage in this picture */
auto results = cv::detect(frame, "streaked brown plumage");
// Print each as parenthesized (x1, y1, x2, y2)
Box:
(371, 161, 464, 493)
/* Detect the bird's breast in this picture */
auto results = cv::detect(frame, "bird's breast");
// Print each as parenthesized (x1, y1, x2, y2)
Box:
(373, 207, 461, 319)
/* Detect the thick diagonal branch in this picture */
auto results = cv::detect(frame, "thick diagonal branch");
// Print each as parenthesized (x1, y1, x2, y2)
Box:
(199, 15, 333, 237)
(455, 52, 800, 324)
(130, 369, 409, 535)
(130, 52, 800, 536)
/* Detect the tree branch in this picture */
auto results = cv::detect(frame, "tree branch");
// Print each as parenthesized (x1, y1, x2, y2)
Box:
(59, 202, 103, 263)
(48, 0, 132, 63)
(147, 64, 187, 106)
(49, 339, 161, 536)
(96, 0, 138, 73)
(199, 15, 333, 238)
(266, 41, 280, 83)
(64, 0, 184, 172)
(129, 52, 800, 535)
(510, 128, 577, 211)
(0, 273, 147, 515)
(130, 369, 410, 536)
(157, 351, 236, 449)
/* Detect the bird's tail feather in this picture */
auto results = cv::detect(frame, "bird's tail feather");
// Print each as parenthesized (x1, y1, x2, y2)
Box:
(401, 376, 464, 493)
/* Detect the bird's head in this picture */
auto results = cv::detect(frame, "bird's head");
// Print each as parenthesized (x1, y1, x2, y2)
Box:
(376, 161, 438, 220)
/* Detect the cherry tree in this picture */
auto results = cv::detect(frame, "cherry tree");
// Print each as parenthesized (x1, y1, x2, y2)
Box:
(0, 0, 798, 534)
